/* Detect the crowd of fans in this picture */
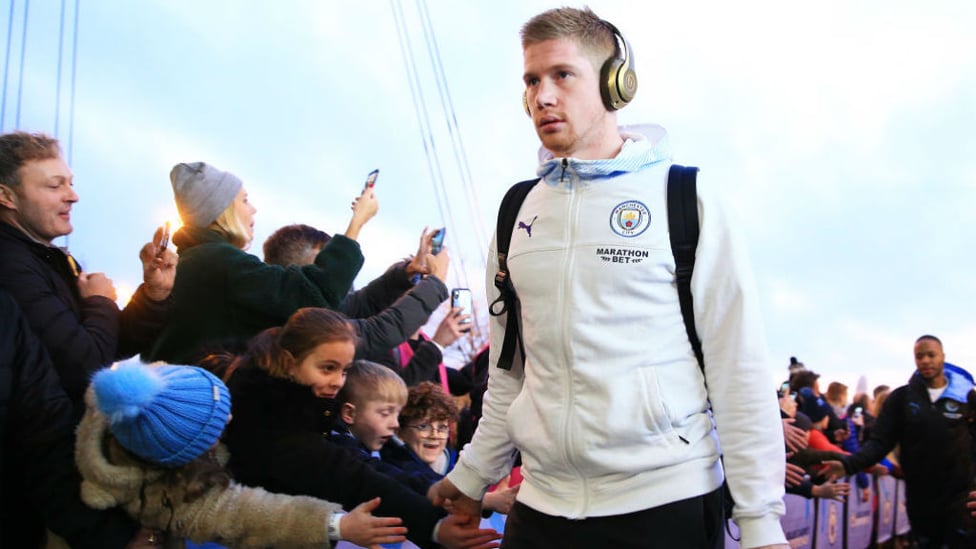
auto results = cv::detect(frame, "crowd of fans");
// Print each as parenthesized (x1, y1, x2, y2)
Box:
(2, 128, 973, 549)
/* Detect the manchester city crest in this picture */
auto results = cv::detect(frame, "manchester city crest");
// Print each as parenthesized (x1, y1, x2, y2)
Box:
(610, 200, 651, 237)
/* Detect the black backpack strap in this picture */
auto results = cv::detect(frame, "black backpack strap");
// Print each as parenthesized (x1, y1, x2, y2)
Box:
(667, 164, 704, 371)
(489, 179, 539, 371)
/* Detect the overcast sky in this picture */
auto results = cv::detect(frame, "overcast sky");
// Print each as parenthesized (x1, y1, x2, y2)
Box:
(4, 0, 974, 394)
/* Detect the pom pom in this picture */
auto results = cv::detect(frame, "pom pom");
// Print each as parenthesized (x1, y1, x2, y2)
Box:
(92, 359, 166, 423)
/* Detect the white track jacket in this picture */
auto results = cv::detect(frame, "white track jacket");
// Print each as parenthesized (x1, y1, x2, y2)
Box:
(448, 125, 787, 547)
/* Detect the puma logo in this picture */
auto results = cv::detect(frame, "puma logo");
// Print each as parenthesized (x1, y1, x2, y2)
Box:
(517, 216, 538, 237)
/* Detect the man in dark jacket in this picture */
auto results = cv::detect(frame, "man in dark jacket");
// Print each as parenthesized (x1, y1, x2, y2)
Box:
(825, 335, 976, 548)
(0, 289, 140, 548)
(0, 131, 176, 412)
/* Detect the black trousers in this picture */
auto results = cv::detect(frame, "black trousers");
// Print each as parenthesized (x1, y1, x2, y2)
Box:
(501, 486, 725, 549)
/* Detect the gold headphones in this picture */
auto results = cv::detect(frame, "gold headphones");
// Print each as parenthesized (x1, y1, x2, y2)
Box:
(522, 20, 637, 116)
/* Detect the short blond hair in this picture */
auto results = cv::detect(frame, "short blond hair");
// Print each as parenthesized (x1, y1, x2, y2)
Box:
(339, 360, 408, 408)
(520, 7, 616, 72)
(211, 201, 251, 249)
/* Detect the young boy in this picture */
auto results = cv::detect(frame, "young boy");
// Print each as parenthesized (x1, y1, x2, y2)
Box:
(331, 360, 435, 494)
(334, 360, 408, 454)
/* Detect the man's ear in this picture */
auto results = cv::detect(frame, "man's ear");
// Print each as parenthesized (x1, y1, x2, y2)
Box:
(340, 402, 357, 425)
(0, 184, 18, 210)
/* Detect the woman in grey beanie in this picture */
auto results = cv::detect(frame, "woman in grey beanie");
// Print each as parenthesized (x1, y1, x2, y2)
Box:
(145, 162, 377, 364)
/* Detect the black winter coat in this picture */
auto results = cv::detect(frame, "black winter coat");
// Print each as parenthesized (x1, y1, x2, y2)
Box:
(843, 370, 976, 533)
(223, 365, 445, 549)
(0, 290, 137, 548)
(0, 222, 170, 411)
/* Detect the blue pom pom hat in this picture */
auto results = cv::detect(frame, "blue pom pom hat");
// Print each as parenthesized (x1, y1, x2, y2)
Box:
(91, 358, 232, 467)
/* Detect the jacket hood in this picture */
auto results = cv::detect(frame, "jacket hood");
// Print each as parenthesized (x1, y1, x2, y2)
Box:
(75, 389, 163, 509)
(536, 123, 672, 185)
(910, 362, 975, 403)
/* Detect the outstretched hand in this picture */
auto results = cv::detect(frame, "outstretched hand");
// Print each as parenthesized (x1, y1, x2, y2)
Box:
(139, 225, 177, 301)
(339, 497, 407, 548)
(821, 460, 847, 481)
(428, 477, 483, 518)
(435, 513, 501, 549)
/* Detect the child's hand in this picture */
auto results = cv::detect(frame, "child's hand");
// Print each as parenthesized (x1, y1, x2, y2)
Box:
(483, 477, 519, 515)
(339, 497, 407, 548)
(434, 513, 501, 549)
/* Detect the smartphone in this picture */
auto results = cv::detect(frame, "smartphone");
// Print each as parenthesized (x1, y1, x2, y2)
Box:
(364, 169, 379, 191)
(778, 382, 790, 397)
(451, 288, 473, 331)
(158, 221, 171, 256)
(431, 227, 446, 255)
(853, 406, 863, 420)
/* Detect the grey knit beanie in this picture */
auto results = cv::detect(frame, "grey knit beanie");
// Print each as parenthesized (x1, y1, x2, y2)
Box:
(170, 162, 243, 228)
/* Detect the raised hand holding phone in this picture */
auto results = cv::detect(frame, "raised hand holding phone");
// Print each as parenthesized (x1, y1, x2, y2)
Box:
(430, 227, 446, 255)
(451, 288, 473, 333)
(364, 168, 379, 191)
(346, 170, 380, 241)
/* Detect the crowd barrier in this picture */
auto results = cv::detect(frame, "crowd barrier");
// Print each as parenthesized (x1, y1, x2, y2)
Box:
(726, 475, 909, 549)
(331, 476, 911, 549)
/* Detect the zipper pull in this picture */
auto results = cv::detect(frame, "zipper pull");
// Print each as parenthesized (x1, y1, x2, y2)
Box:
(560, 158, 569, 182)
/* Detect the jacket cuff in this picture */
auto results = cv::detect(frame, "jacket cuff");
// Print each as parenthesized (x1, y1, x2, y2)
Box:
(736, 515, 789, 548)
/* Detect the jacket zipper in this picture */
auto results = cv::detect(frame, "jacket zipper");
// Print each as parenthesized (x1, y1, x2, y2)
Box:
(558, 161, 588, 516)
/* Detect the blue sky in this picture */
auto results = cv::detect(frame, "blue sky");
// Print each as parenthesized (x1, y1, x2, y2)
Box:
(4, 0, 975, 395)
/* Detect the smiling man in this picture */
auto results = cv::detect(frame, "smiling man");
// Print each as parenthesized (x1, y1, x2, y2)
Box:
(0, 131, 176, 412)
(427, 7, 787, 549)
(825, 335, 976, 548)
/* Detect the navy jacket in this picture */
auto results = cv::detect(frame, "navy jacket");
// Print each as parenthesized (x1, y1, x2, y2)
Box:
(843, 364, 976, 526)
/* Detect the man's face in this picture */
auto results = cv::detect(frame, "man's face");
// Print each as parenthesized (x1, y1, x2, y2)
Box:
(0, 156, 77, 243)
(523, 38, 614, 159)
(346, 400, 402, 452)
(914, 338, 945, 383)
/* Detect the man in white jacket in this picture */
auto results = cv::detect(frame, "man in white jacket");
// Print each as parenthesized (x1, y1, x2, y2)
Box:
(429, 7, 788, 549)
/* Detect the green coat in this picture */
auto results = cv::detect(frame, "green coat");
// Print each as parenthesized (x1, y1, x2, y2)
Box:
(146, 226, 363, 364)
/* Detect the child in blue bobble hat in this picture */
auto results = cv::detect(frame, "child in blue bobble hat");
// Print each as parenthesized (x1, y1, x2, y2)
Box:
(74, 358, 406, 549)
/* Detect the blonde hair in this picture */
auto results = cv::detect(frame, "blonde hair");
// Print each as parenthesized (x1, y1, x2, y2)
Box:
(211, 202, 251, 250)
(520, 7, 616, 72)
(339, 360, 408, 408)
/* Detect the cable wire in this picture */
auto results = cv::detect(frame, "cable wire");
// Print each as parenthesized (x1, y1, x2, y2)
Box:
(14, 0, 28, 128)
(1, 0, 16, 130)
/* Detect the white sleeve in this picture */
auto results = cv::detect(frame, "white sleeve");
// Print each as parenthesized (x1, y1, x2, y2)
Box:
(691, 175, 788, 547)
(447, 232, 523, 500)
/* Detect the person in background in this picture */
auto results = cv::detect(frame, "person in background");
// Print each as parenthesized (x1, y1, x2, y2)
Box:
(1, 289, 145, 548)
(427, 7, 787, 548)
(264, 223, 454, 362)
(0, 130, 175, 547)
(778, 383, 849, 502)
(216, 307, 501, 549)
(382, 381, 519, 515)
(0, 130, 176, 412)
(147, 162, 375, 364)
(824, 381, 848, 421)
(824, 335, 976, 548)
(76, 359, 406, 548)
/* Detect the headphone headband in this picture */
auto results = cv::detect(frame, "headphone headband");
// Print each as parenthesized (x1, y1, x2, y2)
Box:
(522, 18, 638, 116)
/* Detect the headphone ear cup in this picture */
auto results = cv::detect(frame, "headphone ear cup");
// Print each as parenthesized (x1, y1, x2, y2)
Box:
(617, 64, 638, 105)
(523, 90, 531, 117)
(600, 57, 626, 111)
